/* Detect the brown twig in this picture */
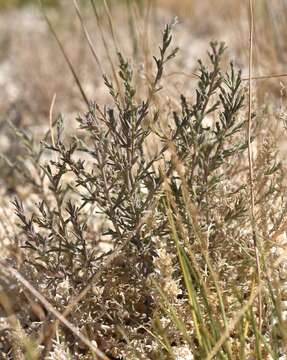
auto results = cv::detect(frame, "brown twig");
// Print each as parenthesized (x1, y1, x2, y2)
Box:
(166, 70, 287, 83)
(242, 72, 287, 81)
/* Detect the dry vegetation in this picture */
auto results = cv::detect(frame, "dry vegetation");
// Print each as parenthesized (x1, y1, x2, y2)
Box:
(0, 0, 287, 359)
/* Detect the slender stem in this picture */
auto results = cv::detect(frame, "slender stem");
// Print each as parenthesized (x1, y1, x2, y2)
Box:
(39, 1, 89, 107)
(73, 0, 104, 75)
(248, 0, 262, 334)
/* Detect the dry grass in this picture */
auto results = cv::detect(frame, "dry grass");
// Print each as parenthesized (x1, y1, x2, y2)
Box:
(0, 0, 287, 359)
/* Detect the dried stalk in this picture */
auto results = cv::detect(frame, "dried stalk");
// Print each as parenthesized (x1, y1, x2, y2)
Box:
(247, 0, 262, 333)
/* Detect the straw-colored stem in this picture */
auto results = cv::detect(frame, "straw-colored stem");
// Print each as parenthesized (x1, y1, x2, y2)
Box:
(247, 0, 262, 335)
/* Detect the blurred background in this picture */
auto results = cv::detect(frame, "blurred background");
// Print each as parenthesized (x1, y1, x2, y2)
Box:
(0, 0, 286, 145)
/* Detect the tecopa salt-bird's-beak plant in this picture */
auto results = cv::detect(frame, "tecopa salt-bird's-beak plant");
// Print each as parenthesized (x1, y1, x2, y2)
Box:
(1, 14, 286, 359)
